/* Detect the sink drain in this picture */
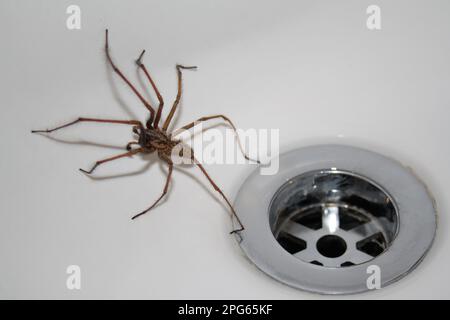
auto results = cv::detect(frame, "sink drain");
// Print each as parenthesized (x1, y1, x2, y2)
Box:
(270, 170, 398, 268)
(233, 145, 436, 294)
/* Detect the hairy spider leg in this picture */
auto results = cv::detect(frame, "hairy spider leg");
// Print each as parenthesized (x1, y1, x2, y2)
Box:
(162, 64, 197, 132)
(173, 114, 260, 164)
(31, 118, 143, 133)
(131, 161, 173, 220)
(105, 29, 155, 124)
(136, 50, 165, 128)
(80, 148, 144, 174)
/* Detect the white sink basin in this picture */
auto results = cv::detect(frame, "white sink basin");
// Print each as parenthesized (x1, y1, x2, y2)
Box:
(0, 0, 448, 299)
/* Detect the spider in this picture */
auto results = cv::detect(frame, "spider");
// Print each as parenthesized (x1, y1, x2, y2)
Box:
(31, 30, 259, 234)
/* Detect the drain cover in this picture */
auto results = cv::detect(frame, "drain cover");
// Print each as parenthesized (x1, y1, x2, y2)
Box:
(271, 170, 398, 268)
(233, 145, 436, 294)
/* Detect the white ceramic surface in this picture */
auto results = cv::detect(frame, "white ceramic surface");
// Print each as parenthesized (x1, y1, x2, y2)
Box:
(0, 0, 449, 299)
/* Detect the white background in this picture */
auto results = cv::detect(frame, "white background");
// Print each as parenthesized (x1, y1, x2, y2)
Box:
(1, 0, 449, 299)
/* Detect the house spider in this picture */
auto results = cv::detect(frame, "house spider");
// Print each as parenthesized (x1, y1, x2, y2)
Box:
(32, 30, 259, 234)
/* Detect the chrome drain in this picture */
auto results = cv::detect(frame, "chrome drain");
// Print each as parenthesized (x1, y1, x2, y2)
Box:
(271, 170, 398, 268)
(233, 145, 436, 294)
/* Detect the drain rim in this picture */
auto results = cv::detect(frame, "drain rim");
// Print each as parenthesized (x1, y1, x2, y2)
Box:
(233, 144, 436, 294)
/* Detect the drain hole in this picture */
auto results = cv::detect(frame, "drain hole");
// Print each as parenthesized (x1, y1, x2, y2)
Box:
(276, 231, 307, 254)
(356, 232, 386, 257)
(293, 211, 322, 230)
(317, 235, 347, 258)
(310, 260, 323, 266)
(341, 261, 355, 267)
(338, 208, 368, 231)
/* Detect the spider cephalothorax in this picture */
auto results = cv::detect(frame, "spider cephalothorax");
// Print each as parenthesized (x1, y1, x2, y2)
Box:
(31, 29, 259, 234)
(130, 125, 178, 154)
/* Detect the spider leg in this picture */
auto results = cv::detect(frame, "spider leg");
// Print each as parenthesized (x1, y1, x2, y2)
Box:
(131, 161, 173, 220)
(193, 156, 245, 234)
(172, 114, 260, 164)
(136, 50, 164, 128)
(105, 29, 155, 123)
(161, 64, 197, 132)
(80, 148, 143, 175)
(31, 118, 143, 133)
